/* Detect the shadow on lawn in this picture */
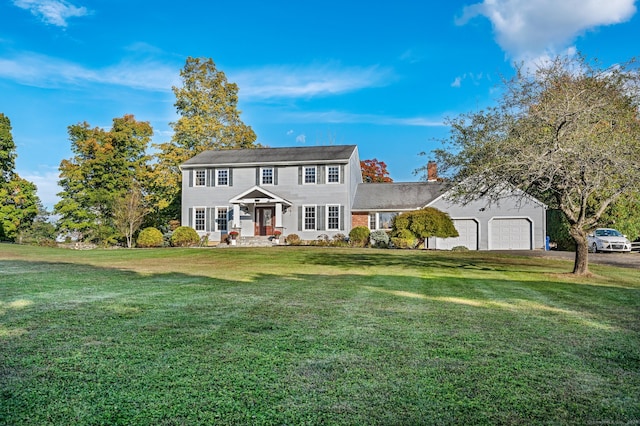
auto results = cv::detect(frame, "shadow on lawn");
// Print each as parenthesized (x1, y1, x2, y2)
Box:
(299, 249, 564, 274)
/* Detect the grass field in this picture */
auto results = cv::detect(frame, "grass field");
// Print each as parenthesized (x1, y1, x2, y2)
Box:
(1, 244, 639, 425)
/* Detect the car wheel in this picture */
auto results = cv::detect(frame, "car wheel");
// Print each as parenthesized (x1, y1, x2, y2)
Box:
(592, 243, 599, 254)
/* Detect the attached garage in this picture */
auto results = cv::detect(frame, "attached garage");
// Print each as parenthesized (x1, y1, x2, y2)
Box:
(436, 219, 478, 250)
(489, 218, 532, 250)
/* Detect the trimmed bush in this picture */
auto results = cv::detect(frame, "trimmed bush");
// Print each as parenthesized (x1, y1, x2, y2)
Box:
(137, 227, 164, 248)
(349, 226, 371, 247)
(370, 230, 390, 248)
(391, 229, 417, 249)
(285, 234, 301, 245)
(451, 245, 470, 252)
(170, 226, 200, 247)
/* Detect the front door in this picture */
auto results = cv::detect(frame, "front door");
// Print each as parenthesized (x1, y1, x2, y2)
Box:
(255, 207, 275, 236)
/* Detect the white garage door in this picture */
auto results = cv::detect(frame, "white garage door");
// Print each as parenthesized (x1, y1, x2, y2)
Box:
(436, 219, 478, 250)
(490, 218, 531, 250)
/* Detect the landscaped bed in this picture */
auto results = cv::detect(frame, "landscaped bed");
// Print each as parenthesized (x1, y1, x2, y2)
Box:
(1, 245, 639, 425)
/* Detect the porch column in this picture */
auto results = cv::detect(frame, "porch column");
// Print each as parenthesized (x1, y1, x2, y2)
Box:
(275, 203, 283, 227)
(233, 204, 241, 229)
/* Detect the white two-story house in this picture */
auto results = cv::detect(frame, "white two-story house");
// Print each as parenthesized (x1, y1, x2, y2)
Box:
(181, 145, 547, 250)
(180, 145, 362, 241)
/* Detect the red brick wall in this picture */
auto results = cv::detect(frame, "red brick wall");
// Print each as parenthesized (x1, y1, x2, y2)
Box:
(351, 212, 369, 228)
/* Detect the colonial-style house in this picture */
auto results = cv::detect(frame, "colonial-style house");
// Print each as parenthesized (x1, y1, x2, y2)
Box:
(181, 145, 547, 249)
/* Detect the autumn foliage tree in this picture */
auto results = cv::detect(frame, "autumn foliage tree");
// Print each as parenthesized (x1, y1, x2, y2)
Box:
(151, 57, 259, 222)
(55, 115, 152, 244)
(427, 54, 640, 275)
(360, 158, 393, 182)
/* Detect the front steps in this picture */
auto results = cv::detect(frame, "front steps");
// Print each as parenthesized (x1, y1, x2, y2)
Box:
(218, 236, 281, 248)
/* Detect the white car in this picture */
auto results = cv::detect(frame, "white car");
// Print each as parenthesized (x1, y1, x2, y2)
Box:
(587, 228, 632, 253)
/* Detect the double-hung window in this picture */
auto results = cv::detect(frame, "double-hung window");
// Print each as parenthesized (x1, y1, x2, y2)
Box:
(304, 206, 316, 231)
(194, 208, 206, 231)
(327, 205, 340, 230)
(369, 213, 377, 230)
(216, 169, 229, 186)
(261, 167, 274, 185)
(327, 166, 340, 183)
(194, 170, 206, 187)
(216, 207, 228, 232)
(304, 166, 316, 184)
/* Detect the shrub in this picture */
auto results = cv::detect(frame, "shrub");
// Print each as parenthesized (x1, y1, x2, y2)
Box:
(451, 245, 470, 252)
(349, 226, 371, 247)
(330, 233, 349, 247)
(315, 234, 330, 246)
(370, 230, 390, 248)
(285, 234, 301, 245)
(137, 227, 164, 248)
(170, 226, 200, 247)
(391, 229, 417, 249)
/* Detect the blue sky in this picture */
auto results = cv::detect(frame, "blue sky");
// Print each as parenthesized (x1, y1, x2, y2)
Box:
(1, 0, 638, 209)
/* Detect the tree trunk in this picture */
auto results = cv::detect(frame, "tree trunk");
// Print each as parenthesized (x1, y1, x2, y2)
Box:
(569, 225, 590, 275)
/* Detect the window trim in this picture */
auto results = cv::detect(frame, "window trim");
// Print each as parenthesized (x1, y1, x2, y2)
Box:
(326, 204, 340, 231)
(303, 205, 317, 231)
(303, 166, 317, 185)
(326, 165, 340, 184)
(215, 206, 228, 232)
(261, 167, 274, 185)
(216, 168, 229, 187)
(193, 207, 206, 231)
(194, 169, 206, 187)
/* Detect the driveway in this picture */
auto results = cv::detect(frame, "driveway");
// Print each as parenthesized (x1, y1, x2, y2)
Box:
(496, 250, 640, 269)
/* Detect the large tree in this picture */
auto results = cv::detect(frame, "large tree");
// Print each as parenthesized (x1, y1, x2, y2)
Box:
(0, 113, 17, 182)
(0, 113, 39, 241)
(151, 57, 258, 222)
(424, 54, 640, 275)
(361, 158, 393, 182)
(55, 115, 152, 244)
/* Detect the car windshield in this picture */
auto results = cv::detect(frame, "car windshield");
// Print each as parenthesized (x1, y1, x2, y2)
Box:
(595, 229, 623, 237)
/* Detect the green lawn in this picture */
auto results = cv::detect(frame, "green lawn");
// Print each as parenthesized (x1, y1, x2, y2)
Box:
(1, 245, 639, 425)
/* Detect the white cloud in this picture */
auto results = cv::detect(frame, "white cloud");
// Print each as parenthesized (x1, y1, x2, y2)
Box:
(295, 134, 306, 143)
(0, 52, 179, 91)
(231, 62, 393, 100)
(451, 76, 462, 88)
(283, 110, 444, 127)
(457, 0, 636, 60)
(19, 169, 60, 210)
(12, 0, 89, 27)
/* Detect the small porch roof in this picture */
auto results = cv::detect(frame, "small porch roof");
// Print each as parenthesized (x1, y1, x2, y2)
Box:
(229, 186, 292, 206)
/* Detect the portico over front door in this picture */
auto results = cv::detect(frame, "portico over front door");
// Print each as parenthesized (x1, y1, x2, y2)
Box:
(255, 206, 275, 236)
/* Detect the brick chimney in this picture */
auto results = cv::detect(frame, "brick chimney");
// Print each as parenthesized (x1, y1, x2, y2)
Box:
(427, 161, 437, 182)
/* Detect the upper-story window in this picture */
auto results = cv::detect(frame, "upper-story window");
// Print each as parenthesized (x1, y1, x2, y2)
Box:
(194, 170, 206, 187)
(216, 169, 229, 186)
(327, 166, 340, 183)
(304, 166, 316, 184)
(261, 167, 274, 185)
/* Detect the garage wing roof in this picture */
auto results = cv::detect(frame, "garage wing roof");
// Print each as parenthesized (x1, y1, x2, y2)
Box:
(352, 182, 448, 211)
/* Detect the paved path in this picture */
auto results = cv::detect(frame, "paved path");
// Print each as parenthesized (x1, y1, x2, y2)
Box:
(497, 250, 640, 269)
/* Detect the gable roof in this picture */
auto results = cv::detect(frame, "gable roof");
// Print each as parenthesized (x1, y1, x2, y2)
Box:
(229, 186, 292, 206)
(181, 145, 358, 168)
(352, 182, 448, 211)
